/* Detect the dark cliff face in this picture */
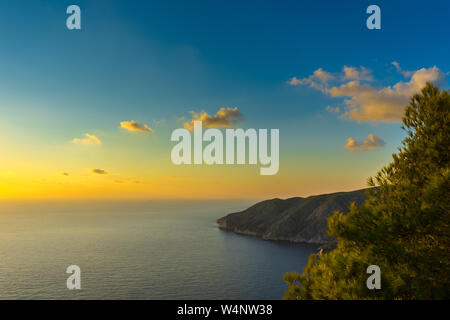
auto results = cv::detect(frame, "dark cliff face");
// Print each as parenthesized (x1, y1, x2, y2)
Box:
(217, 189, 369, 244)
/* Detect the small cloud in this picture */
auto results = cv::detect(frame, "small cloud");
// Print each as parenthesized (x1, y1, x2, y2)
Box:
(73, 133, 101, 145)
(62, 172, 69, 176)
(392, 61, 413, 78)
(120, 120, 153, 133)
(92, 168, 108, 175)
(343, 66, 373, 81)
(288, 68, 334, 92)
(391, 61, 401, 71)
(325, 105, 340, 113)
(313, 68, 334, 81)
(184, 107, 244, 131)
(344, 134, 386, 152)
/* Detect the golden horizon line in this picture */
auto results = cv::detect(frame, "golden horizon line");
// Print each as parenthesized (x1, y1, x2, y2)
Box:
(0, 187, 370, 202)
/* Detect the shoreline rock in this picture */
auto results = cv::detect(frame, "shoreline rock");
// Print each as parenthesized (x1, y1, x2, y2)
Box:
(217, 188, 370, 244)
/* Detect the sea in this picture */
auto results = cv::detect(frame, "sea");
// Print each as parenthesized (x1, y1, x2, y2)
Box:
(0, 200, 318, 300)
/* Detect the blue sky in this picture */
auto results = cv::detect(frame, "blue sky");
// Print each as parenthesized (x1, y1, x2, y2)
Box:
(0, 0, 449, 198)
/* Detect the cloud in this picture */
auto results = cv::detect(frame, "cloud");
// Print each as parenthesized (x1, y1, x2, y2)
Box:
(73, 133, 101, 145)
(120, 120, 153, 133)
(184, 107, 244, 131)
(289, 65, 446, 122)
(288, 68, 333, 92)
(92, 169, 108, 175)
(62, 172, 69, 176)
(327, 81, 374, 97)
(343, 66, 373, 81)
(344, 134, 386, 152)
(333, 67, 446, 122)
(289, 66, 370, 89)
(325, 105, 340, 113)
(392, 61, 413, 78)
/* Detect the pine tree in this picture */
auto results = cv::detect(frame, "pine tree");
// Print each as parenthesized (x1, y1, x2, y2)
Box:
(284, 83, 450, 300)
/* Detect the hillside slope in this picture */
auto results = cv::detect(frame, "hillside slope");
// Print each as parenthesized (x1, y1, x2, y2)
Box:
(217, 189, 370, 244)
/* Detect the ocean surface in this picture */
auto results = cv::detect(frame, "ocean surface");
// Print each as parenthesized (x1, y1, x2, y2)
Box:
(0, 200, 318, 300)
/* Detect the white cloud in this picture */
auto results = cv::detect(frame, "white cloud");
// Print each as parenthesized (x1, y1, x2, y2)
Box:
(343, 66, 373, 81)
(392, 61, 413, 78)
(289, 65, 446, 122)
(288, 68, 334, 92)
(344, 134, 386, 152)
(334, 66, 445, 122)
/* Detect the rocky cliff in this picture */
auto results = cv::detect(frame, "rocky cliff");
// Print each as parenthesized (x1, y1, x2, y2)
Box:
(217, 189, 370, 244)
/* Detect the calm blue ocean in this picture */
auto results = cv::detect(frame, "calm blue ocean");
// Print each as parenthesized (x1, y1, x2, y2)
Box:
(0, 200, 318, 299)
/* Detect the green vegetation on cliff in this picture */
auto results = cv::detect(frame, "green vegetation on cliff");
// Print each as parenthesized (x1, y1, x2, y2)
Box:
(217, 189, 368, 243)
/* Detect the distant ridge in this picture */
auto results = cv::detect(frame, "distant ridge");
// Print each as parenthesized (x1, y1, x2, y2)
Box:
(217, 188, 370, 244)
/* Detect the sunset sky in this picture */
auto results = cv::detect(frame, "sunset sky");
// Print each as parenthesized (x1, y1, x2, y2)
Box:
(0, 0, 449, 199)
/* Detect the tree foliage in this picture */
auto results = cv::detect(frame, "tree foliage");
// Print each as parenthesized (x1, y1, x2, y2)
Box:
(284, 83, 450, 300)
